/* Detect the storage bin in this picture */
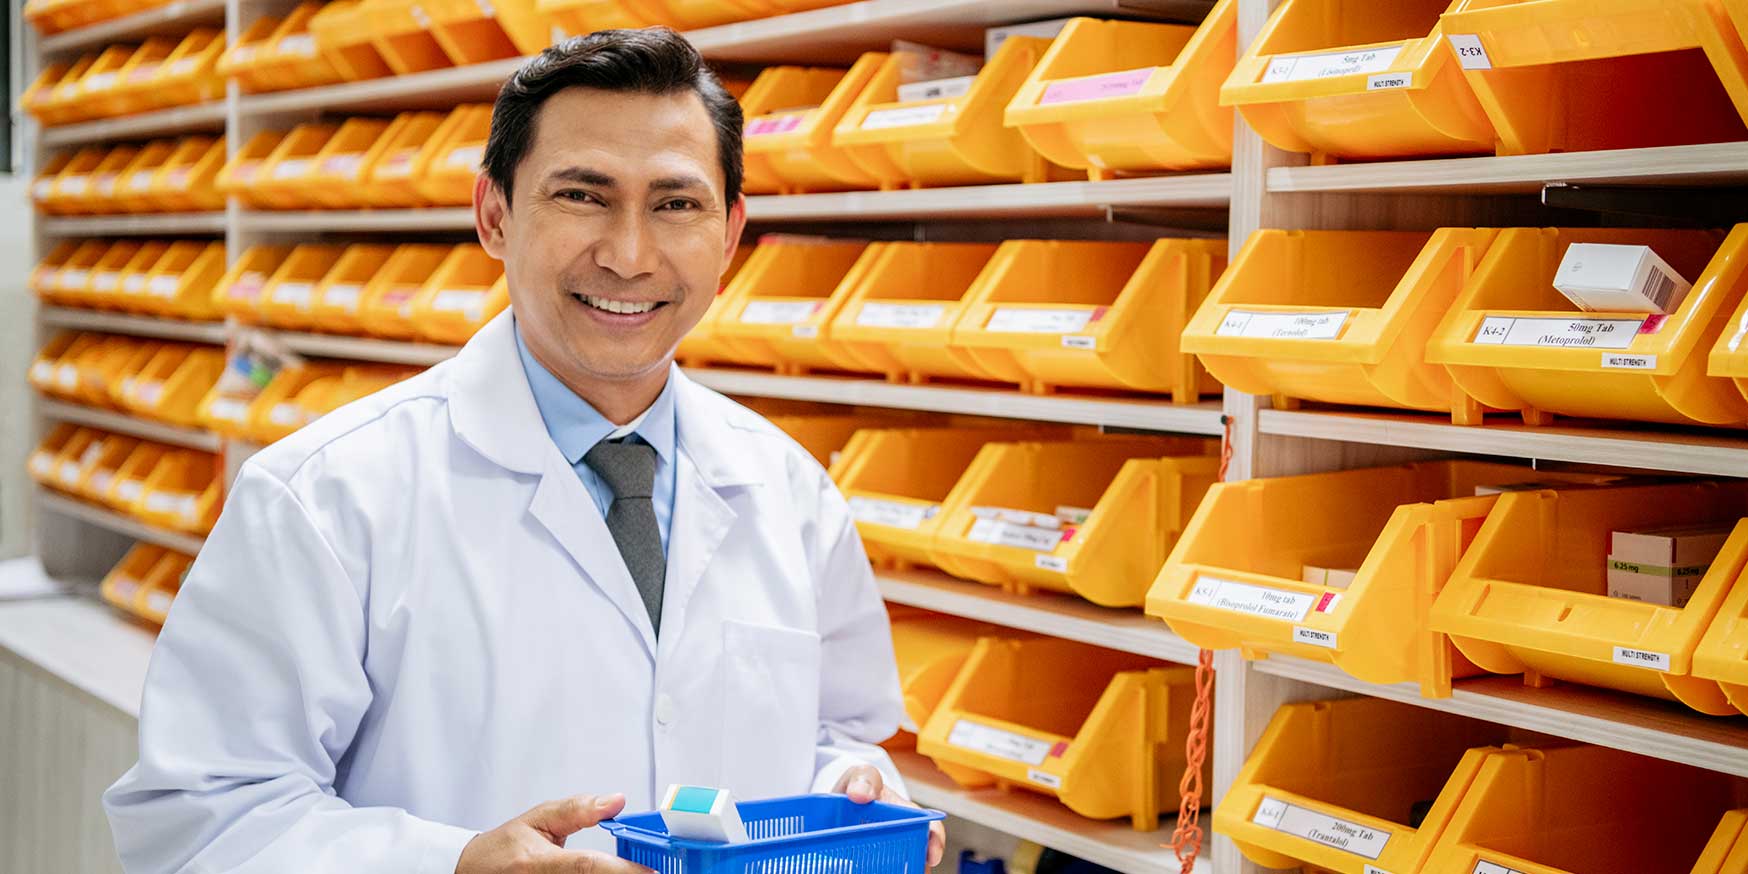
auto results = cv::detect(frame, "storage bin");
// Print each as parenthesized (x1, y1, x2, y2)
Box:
(106, 37, 179, 113)
(30, 153, 75, 215)
(72, 44, 140, 118)
(94, 241, 171, 310)
(107, 340, 166, 408)
(1223, 0, 1496, 159)
(31, 242, 81, 303)
(1427, 226, 1748, 427)
(673, 244, 758, 366)
(1218, 697, 1520, 874)
(150, 136, 228, 212)
(1696, 529, 1748, 716)
(83, 144, 144, 214)
(139, 28, 228, 107)
(306, 118, 393, 208)
(311, 244, 397, 334)
(422, 0, 535, 64)
(888, 610, 1001, 740)
(358, 244, 454, 339)
(217, 131, 289, 210)
(604, 795, 944, 874)
(835, 38, 1068, 189)
(826, 242, 1002, 384)
(134, 550, 191, 624)
(244, 363, 345, 443)
(212, 245, 294, 322)
(1429, 481, 1748, 714)
(47, 240, 114, 305)
(112, 140, 178, 213)
(1423, 743, 1748, 874)
(120, 345, 227, 427)
(1710, 247, 1748, 404)
(45, 147, 114, 215)
(360, 111, 447, 208)
(917, 636, 1205, 830)
(29, 334, 89, 397)
(105, 441, 173, 513)
(741, 56, 887, 194)
(76, 335, 151, 406)
(409, 245, 507, 344)
(305, 365, 414, 416)
(1147, 461, 1620, 698)
(259, 244, 348, 330)
(43, 53, 103, 124)
(137, 449, 222, 533)
(70, 433, 143, 500)
(307, 0, 394, 81)
(414, 104, 492, 206)
(541, 0, 664, 39)
(364, 0, 455, 75)
(930, 436, 1220, 607)
(27, 425, 85, 487)
(41, 427, 105, 494)
(252, 122, 341, 210)
(218, 15, 289, 92)
(1006, 2, 1237, 178)
(1184, 229, 1498, 413)
(138, 241, 226, 320)
(258, 2, 349, 90)
(72, 240, 146, 309)
(23, 62, 78, 124)
(953, 238, 1227, 400)
(1442, 0, 1748, 155)
(102, 543, 170, 617)
(712, 239, 872, 374)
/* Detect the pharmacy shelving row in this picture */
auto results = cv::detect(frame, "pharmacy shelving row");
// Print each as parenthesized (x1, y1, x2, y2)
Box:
(35, 0, 226, 55)
(40, 101, 226, 149)
(37, 399, 222, 452)
(37, 306, 226, 344)
(39, 212, 226, 237)
(1266, 140, 1748, 195)
(34, 488, 206, 556)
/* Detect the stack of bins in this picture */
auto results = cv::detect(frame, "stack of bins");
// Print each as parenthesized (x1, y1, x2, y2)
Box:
(310, 244, 397, 335)
(930, 435, 1219, 607)
(409, 245, 507, 344)
(883, 607, 1000, 763)
(1218, 697, 1522, 874)
(951, 239, 1226, 401)
(1441, 0, 1748, 155)
(362, 0, 454, 76)
(1429, 481, 1748, 714)
(1222, 0, 1496, 160)
(213, 245, 293, 322)
(674, 244, 757, 367)
(306, 118, 394, 208)
(1147, 462, 1620, 698)
(828, 242, 1003, 385)
(1427, 226, 1748, 427)
(252, 123, 341, 210)
(1004, 1, 1238, 178)
(416, 105, 493, 206)
(710, 238, 870, 374)
(423, 0, 554, 64)
(833, 38, 1070, 189)
(359, 112, 448, 208)
(740, 58, 887, 195)
(151, 136, 228, 213)
(917, 636, 1207, 830)
(307, 0, 395, 81)
(141, 241, 226, 320)
(259, 244, 349, 330)
(1181, 229, 1499, 414)
(119, 345, 226, 427)
(358, 244, 455, 339)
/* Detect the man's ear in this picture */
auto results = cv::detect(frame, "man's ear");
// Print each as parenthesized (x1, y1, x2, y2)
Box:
(475, 173, 509, 259)
(721, 194, 748, 274)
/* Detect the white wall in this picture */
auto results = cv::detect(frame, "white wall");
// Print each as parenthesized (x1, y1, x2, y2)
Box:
(0, 175, 32, 561)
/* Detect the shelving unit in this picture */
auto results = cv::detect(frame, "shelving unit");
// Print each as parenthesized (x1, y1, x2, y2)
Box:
(40, 101, 227, 149)
(1267, 141, 1748, 195)
(38, 307, 226, 344)
(34, 489, 205, 556)
(38, 400, 222, 452)
(39, 212, 227, 236)
(36, 0, 226, 54)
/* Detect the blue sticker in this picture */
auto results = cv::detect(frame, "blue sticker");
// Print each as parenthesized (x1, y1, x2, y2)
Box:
(671, 786, 719, 815)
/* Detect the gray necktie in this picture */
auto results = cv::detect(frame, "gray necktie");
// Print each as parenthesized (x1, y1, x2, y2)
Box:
(583, 438, 665, 636)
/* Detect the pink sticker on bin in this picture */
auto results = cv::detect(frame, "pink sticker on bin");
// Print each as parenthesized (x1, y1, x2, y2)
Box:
(747, 114, 805, 136)
(1040, 68, 1153, 105)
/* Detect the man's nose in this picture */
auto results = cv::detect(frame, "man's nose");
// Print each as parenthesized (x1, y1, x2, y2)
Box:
(594, 209, 659, 279)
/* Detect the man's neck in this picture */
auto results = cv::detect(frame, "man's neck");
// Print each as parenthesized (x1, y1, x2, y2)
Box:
(532, 348, 671, 426)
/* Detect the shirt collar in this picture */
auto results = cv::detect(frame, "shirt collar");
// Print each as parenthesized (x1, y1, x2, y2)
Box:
(513, 319, 676, 467)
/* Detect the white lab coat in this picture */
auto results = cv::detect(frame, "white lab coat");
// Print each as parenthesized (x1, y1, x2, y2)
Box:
(103, 313, 906, 874)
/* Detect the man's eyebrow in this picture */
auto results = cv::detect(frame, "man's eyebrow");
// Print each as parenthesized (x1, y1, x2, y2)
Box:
(547, 167, 617, 187)
(651, 175, 711, 193)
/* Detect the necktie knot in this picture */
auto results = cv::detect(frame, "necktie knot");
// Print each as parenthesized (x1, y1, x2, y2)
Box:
(584, 439, 656, 500)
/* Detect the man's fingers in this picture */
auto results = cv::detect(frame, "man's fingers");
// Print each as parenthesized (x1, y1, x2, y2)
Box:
(549, 850, 656, 874)
(522, 794, 628, 843)
(836, 765, 885, 804)
(927, 822, 945, 868)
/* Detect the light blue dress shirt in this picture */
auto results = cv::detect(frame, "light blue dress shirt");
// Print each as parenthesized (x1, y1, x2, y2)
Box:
(514, 321, 677, 553)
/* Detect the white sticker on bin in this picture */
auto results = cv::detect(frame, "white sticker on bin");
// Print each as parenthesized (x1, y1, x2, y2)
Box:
(967, 518, 1062, 552)
(207, 398, 251, 422)
(1446, 34, 1493, 70)
(1293, 627, 1338, 649)
(1252, 797, 1391, 860)
(1612, 646, 1672, 672)
(971, 506, 1061, 528)
(91, 471, 114, 495)
(1035, 554, 1068, 572)
(150, 275, 181, 296)
(269, 403, 303, 426)
(130, 171, 157, 190)
(1218, 309, 1348, 340)
(1471, 315, 1643, 349)
(860, 104, 948, 130)
(30, 456, 53, 477)
(985, 307, 1095, 334)
(1261, 46, 1402, 83)
(739, 300, 822, 325)
(792, 324, 819, 338)
(1186, 577, 1316, 622)
(432, 289, 485, 315)
(58, 364, 80, 390)
(94, 272, 120, 291)
(1365, 866, 1394, 874)
(323, 284, 363, 310)
(272, 159, 312, 180)
(118, 480, 143, 503)
(1601, 353, 1656, 370)
(61, 269, 89, 290)
(1366, 72, 1411, 91)
(279, 34, 317, 56)
(112, 579, 140, 602)
(1474, 863, 1525, 874)
(856, 302, 946, 329)
(124, 275, 147, 294)
(948, 719, 1053, 765)
(146, 590, 174, 614)
(446, 145, 485, 168)
(1026, 769, 1063, 789)
(61, 461, 83, 485)
(848, 496, 937, 530)
(271, 282, 314, 307)
(1061, 335, 1095, 350)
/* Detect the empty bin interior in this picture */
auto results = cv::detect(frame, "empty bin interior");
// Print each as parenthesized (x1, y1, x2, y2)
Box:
(979, 242, 1149, 306)
(961, 437, 1205, 517)
(1223, 231, 1431, 309)
(1461, 227, 1721, 313)
(1257, 0, 1451, 55)
(846, 429, 1026, 502)
(857, 244, 999, 304)
(952, 638, 1159, 739)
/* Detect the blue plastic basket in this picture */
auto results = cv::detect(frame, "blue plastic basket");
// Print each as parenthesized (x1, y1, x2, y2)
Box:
(602, 794, 944, 874)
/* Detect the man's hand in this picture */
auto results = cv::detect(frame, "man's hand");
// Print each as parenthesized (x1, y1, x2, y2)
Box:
(457, 794, 657, 874)
(833, 765, 945, 868)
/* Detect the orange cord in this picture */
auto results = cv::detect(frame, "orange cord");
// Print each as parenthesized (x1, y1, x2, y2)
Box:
(1168, 415, 1230, 869)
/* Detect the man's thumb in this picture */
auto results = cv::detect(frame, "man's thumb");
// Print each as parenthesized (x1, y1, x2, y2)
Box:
(523, 794, 627, 843)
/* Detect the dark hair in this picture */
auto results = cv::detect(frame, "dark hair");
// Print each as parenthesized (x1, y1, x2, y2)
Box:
(483, 28, 744, 208)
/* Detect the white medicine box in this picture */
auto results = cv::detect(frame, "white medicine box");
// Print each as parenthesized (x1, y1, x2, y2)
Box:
(1552, 243, 1693, 314)
(1606, 523, 1731, 607)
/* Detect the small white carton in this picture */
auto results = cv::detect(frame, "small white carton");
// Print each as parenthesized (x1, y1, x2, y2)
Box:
(1553, 243, 1693, 314)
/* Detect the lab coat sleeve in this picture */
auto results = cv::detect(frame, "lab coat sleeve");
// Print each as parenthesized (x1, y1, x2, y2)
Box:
(805, 473, 910, 799)
(102, 465, 479, 874)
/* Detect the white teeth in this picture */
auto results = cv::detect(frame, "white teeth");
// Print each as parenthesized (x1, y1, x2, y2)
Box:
(582, 295, 658, 315)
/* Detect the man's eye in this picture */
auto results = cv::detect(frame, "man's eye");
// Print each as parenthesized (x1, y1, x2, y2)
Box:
(657, 199, 700, 211)
(557, 190, 599, 204)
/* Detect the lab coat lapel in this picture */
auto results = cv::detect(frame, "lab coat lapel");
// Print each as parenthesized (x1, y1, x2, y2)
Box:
(447, 312, 657, 658)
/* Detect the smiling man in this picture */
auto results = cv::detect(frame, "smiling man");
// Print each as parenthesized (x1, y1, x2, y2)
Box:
(104, 29, 940, 874)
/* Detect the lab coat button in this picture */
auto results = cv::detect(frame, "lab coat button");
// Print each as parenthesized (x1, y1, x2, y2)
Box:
(654, 694, 676, 726)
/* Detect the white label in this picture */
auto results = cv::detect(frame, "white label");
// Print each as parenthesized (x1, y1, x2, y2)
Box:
(30, 455, 53, 477)
(410, 4, 431, 27)
(146, 591, 174, 614)
(321, 154, 364, 178)
(848, 496, 937, 530)
(445, 145, 484, 168)
(111, 579, 140, 602)
(124, 275, 147, 294)
(129, 170, 157, 190)
(94, 272, 120, 291)
(84, 71, 119, 92)
(58, 364, 79, 390)
(1061, 335, 1096, 350)
(60, 461, 82, 485)
(61, 269, 90, 289)
(30, 362, 52, 384)
(61, 176, 88, 195)
(1447, 34, 1493, 70)
(278, 33, 316, 56)
(271, 158, 311, 180)
(985, 307, 1095, 334)
(739, 300, 821, 325)
(861, 104, 949, 130)
(33, 179, 53, 199)
(144, 492, 179, 513)
(1035, 554, 1069, 572)
(856, 302, 945, 329)
(323, 283, 363, 310)
(269, 403, 302, 426)
(1474, 864, 1525, 874)
(118, 480, 144, 503)
(476, 0, 496, 15)
(967, 518, 1063, 552)
(1366, 867, 1394, 874)
(138, 382, 164, 406)
(791, 324, 820, 338)
(1366, 72, 1411, 91)
(1186, 577, 1316, 622)
(1262, 46, 1402, 83)
(1601, 353, 1656, 370)
(1253, 797, 1392, 860)
(207, 397, 251, 422)
(1471, 315, 1642, 349)
(1294, 627, 1339, 649)
(170, 57, 197, 76)
(150, 274, 181, 296)
(175, 494, 198, 519)
(1217, 309, 1349, 340)
(432, 288, 484, 313)
(897, 75, 976, 102)
(948, 719, 1052, 765)
(1026, 769, 1063, 789)
(1612, 646, 1672, 672)
(91, 471, 114, 495)
(271, 282, 315, 308)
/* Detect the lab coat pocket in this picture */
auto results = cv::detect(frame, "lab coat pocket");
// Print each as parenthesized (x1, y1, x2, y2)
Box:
(720, 619, 822, 800)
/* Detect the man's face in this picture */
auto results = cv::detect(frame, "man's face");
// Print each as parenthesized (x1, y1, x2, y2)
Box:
(476, 86, 745, 385)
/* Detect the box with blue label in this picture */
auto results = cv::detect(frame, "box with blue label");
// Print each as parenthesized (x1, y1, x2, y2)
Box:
(604, 794, 942, 874)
